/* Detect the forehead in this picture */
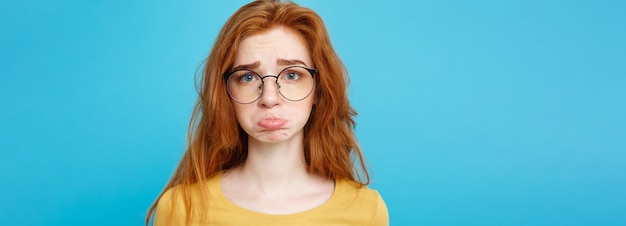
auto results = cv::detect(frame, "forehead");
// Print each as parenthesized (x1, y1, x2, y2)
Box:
(234, 26, 312, 67)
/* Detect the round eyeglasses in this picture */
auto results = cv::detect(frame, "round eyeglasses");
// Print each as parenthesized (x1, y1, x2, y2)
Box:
(223, 66, 317, 104)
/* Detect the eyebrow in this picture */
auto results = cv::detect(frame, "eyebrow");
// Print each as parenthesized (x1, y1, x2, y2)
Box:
(277, 58, 308, 67)
(231, 61, 260, 72)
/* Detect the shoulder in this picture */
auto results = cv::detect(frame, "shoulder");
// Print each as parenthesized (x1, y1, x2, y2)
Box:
(332, 180, 389, 225)
(153, 184, 190, 226)
(333, 180, 382, 205)
(154, 173, 222, 226)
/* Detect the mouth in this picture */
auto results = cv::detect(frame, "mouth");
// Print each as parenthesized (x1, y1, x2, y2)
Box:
(257, 118, 287, 130)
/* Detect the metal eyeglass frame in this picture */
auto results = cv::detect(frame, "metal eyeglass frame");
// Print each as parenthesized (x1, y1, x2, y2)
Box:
(222, 65, 318, 104)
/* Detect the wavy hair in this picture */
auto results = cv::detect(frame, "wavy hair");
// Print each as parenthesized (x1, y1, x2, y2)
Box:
(146, 0, 369, 224)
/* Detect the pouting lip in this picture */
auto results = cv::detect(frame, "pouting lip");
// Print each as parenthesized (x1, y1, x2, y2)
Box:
(257, 117, 287, 130)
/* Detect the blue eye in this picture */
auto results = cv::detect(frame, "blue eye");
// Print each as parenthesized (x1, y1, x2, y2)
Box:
(240, 72, 255, 82)
(284, 72, 301, 80)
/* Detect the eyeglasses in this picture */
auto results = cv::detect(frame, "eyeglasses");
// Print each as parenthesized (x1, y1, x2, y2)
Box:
(223, 66, 317, 104)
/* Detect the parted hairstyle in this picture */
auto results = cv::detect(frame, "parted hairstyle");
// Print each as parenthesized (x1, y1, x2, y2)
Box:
(146, 0, 369, 224)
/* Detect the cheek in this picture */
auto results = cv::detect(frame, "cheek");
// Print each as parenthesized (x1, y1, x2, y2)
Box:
(231, 103, 248, 125)
(298, 100, 315, 120)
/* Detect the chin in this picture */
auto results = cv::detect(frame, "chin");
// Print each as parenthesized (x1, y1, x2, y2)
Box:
(255, 128, 302, 143)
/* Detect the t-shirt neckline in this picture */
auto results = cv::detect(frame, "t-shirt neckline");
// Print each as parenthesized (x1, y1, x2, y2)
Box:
(209, 171, 340, 220)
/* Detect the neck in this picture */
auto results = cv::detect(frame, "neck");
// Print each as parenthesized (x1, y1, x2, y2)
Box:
(241, 134, 309, 184)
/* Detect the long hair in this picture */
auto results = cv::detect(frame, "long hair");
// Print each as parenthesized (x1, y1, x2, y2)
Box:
(146, 0, 369, 224)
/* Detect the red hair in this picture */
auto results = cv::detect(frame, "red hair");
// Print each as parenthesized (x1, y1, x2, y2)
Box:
(146, 0, 369, 224)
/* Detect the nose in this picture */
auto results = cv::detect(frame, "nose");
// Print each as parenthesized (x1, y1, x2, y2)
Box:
(257, 76, 281, 108)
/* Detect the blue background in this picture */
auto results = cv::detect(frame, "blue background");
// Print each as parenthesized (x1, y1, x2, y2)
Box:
(1, 0, 625, 225)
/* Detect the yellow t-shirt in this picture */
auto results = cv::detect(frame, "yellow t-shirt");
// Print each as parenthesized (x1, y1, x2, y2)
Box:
(154, 172, 388, 226)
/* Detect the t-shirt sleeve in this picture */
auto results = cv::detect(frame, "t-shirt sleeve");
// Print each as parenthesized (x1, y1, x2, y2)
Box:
(154, 187, 188, 226)
(368, 191, 389, 226)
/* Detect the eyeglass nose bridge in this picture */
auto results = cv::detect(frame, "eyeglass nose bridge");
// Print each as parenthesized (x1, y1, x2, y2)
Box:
(258, 75, 282, 90)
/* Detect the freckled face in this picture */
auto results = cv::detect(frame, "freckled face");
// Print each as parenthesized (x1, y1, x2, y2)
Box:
(231, 27, 314, 143)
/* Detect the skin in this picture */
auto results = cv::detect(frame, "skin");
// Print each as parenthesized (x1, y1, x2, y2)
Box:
(221, 26, 334, 214)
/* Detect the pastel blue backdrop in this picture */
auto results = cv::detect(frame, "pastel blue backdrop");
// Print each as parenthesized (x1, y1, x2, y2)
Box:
(1, 0, 624, 225)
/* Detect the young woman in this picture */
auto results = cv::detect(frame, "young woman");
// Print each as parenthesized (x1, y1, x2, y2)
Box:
(146, 1, 388, 225)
